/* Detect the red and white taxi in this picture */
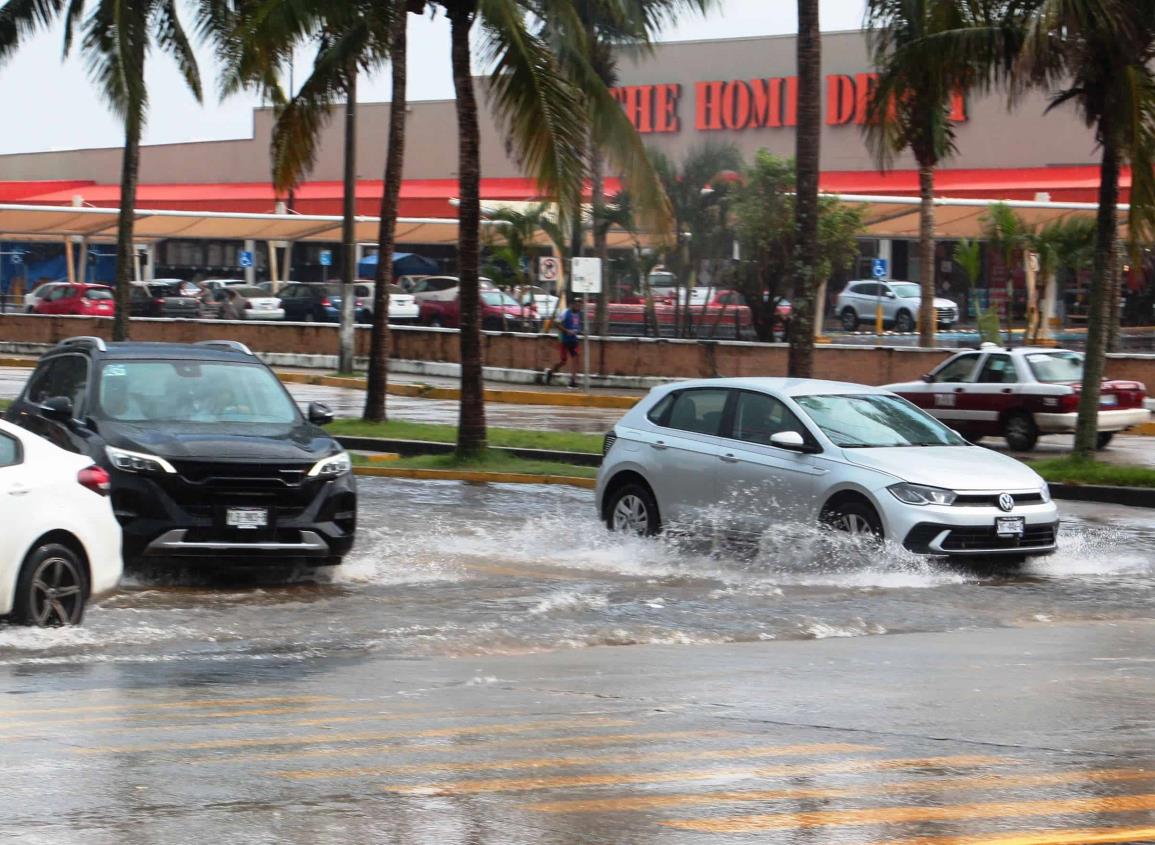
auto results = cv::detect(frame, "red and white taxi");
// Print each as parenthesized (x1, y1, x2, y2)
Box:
(886, 344, 1150, 451)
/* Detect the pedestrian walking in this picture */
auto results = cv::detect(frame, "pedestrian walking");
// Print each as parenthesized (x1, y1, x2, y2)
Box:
(543, 295, 583, 388)
(220, 287, 246, 321)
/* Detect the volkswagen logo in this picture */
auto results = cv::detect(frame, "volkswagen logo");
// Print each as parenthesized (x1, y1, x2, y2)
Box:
(998, 493, 1015, 512)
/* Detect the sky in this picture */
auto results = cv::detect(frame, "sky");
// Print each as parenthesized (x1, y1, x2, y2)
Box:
(0, 0, 867, 156)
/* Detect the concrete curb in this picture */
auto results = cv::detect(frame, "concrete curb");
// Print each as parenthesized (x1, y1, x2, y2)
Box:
(353, 465, 595, 489)
(1049, 483, 1155, 508)
(276, 370, 638, 409)
(335, 435, 602, 467)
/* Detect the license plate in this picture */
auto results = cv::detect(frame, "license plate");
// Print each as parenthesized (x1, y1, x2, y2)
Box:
(226, 508, 268, 529)
(1100, 394, 1119, 407)
(996, 516, 1025, 537)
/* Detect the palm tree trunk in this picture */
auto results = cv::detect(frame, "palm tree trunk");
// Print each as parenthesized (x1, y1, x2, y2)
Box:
(590, 142, 608, 373)
(338, 69, 359, 375)
(364, 5, 409, 422)
(113, 107, 143, 342)
(1074, 140, 1119, 458)
(450, 6, 486, 458)
(1106, 240, 1123, 352)
(788, 0, 821, 377)
(917, 163, 937, 347)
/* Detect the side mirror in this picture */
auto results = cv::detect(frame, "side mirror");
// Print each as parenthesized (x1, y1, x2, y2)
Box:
(307, 401, 334, 426)
(921, 373, 935, 383)
(770, 431, 817, 453)
(39, 396, 74, 423)
(885, 291, 897, 299)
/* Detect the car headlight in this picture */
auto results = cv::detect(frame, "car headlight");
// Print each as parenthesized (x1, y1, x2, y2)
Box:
(106, 445, 177, 475)
(888, 482, 957, 506)
(1040, 482, 1051, 503)
(309, 452, 352, 478)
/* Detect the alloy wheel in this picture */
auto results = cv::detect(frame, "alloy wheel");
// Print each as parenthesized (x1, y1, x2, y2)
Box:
(612, 494, 650, 535)
(29, 555, 84, 627)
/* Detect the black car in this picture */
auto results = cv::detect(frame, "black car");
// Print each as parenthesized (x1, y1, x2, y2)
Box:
(129, 282, 203, 319)
(278, 282, 369, 323)
(5, 338, 356, 568)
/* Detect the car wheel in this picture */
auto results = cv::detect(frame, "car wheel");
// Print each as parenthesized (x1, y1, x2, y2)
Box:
(894, 310, 915, 333)
(1096, 431, 1115, 450)
(12, 543, 88, 627)
(428, 316, 444, 328)
(822, 500, 884, 543)
(840, 308, 859, 332)
(606, 483, 661, 536)
(1003, 412, 1039, 452)
(304, 312, 316, 323)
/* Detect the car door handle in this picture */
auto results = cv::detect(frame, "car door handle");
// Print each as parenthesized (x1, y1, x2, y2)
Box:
(650, 441, 668, 451)
(719, 453, 740, 463)
(955, 388, 965, 393)
(1001, 388, 1013, 394)
(7, 484, 29, 496)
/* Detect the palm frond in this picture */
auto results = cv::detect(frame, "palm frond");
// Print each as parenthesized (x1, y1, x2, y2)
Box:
(0, 0, 69, 62)
(155, 0, 203, 102)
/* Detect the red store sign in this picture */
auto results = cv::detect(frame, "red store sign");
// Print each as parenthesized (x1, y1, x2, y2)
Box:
(612, 74, 968, 134)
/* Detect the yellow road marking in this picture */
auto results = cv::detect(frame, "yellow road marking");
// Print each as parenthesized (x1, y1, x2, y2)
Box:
(526, 767, 1155, 814)
(385, 754, 1005, 796)
(664, 791, 1155, 833)
(76, 718, 635, 755)
(0, 695, 335, 719)
(195, 729, 730, 765)
(276, 742, 877, 781)
(881, 825, 1155, 845)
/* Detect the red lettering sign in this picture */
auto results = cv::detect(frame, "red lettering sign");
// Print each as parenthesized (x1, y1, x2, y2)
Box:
(695, 81, 725, 131)
(655, 84, 681, 133)
(826, 75, 856, 125)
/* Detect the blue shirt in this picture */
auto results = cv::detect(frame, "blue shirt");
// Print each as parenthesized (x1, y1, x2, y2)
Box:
(559, 307, 582, 340)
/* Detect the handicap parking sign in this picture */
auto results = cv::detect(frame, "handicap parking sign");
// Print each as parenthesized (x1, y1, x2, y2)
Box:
(239, 250, 253, 268)
(320, 250, 333, 267)
(871, 258, 888, 279)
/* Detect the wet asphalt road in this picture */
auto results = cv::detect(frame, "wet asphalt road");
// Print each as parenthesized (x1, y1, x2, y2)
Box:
(6, 481, 1155, 843)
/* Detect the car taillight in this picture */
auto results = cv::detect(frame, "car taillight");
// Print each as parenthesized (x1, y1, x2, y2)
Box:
(78, 465, 111, 496)
(154, 298, 165, 306)
(321, 297, 332, 307)
(1058, 393, 1080, 413)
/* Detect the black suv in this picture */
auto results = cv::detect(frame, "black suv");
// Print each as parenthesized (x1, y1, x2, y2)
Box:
(5, 337, 356, 568)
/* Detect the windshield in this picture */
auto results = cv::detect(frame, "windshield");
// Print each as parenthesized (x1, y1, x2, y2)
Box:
(795, 393, 965, 448)
(482, 291, 520, 307)
(1026, 351, 1084, 383)
(891, 283, 921, 299)
(96, 361, 299, 424)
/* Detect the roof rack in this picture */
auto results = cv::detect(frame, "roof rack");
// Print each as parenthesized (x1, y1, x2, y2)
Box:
(57, 336, 107, 352)
(196, 340, 254, 356)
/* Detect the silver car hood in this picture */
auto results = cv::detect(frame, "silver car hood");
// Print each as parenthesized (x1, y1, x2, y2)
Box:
(839, 446, 1044, 491)
(933, 297, 957, 309)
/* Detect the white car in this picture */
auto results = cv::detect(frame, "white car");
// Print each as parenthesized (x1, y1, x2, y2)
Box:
(0, 421, 122, 626)
(23, 280, 69, 313)
(410, 276, 497, 303)
(835, 280, 959, 332)
(597, 378, 1059, 561)
(233, 285, 285, 320)
(352, 282, 420, 324)
(514, 285, 560, 319)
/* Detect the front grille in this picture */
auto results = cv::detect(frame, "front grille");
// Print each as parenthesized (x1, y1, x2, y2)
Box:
(173, 461, 312, 488)
(602, 432, 618, 456)
(940, 523, 1057, 552)
(953, 493, 1045, 508)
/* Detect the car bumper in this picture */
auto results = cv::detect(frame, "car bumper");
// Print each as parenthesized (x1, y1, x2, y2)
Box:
(110, 470, 356, 566)
(1035, 408, 1150, 434)
(883, 498, 1060, 557)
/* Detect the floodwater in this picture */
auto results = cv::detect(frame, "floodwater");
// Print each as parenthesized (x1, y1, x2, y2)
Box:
(3, 478, 1154, 667)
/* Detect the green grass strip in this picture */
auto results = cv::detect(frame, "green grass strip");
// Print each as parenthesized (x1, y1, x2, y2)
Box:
(329, 418, 603, 454)
(1031, 456, 1155, 489)
(351, 451, 597, 479)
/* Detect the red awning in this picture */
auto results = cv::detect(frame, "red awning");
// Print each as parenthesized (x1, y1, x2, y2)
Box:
(820, 165, 1127, 204)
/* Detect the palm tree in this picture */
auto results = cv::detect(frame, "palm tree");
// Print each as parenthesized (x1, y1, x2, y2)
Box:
(790, 0, 821, 377)
(863, 0, 1019, 348)
(0, 0, 203, 341)
(1014, 0, 1155, 457)
(217, 0, 395, 376)
(981, 201, 1030, 343)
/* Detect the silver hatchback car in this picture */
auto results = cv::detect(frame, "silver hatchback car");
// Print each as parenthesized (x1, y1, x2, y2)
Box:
(596, 378, 1059, 560)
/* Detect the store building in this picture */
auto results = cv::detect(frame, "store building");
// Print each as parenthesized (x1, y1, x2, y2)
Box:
(0, 29, 1132, 313)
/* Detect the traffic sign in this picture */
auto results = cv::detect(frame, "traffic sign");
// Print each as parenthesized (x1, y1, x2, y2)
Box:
(319, 250, 333, 267)
(871, 258, 888, 279)
(239, 250, 253, 268)
(11, 252, 22, 265)
(571, 257, 603, 294)
(538, 256, 561, 283)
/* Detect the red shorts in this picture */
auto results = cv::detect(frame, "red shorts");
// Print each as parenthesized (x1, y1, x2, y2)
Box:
(558, 339, 580, 362)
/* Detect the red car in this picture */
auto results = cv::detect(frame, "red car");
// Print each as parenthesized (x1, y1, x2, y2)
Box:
(885, 344, 1150, 451)
(419, 289, 536, 331)
(33, 284, 116, 317)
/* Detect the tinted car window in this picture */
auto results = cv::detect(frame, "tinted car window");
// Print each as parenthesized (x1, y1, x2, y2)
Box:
(647, 394, 675, 424)
(0, 432, 20, 467)
(733, 391, 808, 446)
(850, 283, 877, 296)
(25, 355, 89, 412)
(47, 287, 73, 301)
(977, 354, 1019, 384)
(665, 389, 729, 436)
(85, 288, 113, 301)
(934, 354, 980, 383)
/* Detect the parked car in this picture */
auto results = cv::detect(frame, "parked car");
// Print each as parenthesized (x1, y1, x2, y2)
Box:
(23, 280, 70, 313)
(278, 282, 367, 323)
(218, 285, 284, 321)
(597, 377, 1059, 561)
(835, 281, 959, 332)
(351, 282, 419, 324)
(410, 276, 497, 303)
(5, 337, 356, 569)
(33, 283, 116, 317)
(419, 289, 536, 331)
(514, 285, 560, 319)
(0, 419, 122, 626)
(885, 344, 1150, 451)
(129, 281, 202, 319)
(711, 290, 792, 323)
